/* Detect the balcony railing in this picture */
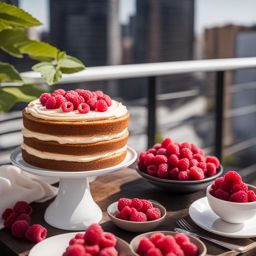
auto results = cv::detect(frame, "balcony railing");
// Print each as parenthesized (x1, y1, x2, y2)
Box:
(2, 57, 256, 177)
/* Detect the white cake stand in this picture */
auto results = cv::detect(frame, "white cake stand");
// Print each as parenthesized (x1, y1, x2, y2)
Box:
(10, 147, 137, 231)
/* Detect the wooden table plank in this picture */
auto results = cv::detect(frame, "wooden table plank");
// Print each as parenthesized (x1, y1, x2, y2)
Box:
(0, 168, 256, 255)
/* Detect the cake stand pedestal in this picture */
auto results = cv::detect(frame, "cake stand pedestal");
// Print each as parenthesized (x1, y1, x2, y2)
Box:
(10, 147, 137, 231)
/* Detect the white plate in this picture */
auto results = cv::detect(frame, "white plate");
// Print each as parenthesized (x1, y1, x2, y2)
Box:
(189, 197, 256, 238)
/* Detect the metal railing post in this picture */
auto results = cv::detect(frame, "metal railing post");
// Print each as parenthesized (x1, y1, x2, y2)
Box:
(215, 71, 225, 161)
(147, 76, 157, 148)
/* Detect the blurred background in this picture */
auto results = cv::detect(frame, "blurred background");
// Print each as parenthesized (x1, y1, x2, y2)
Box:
(1, 0, 256, 176)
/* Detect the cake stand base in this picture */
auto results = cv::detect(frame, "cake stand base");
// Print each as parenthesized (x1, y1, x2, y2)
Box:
(10, 147, 137, 230)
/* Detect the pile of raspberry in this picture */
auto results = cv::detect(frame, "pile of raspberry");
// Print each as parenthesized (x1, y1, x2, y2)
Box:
(63, 224, 119, 256)
(1, 201, 47, 243)
(210, 171, 256, 202)
(40, 89, 112, 113)
(136, 232, 198, 256)
(115, 198, 161, 222)
(137, 138, 220, 181)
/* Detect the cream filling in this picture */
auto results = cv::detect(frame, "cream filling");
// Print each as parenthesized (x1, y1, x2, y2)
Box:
(21, 144, 127, 162)
(23, 128, 128, 144)
(26, 99, 128, 121)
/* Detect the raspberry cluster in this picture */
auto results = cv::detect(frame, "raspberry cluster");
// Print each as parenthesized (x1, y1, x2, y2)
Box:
(63, 224, 118, 256)
(136, 232, 199, 256)
(1, 201, 47, 243)
(39, 89, 112, 113)
(210, 171, 256, 202)
(137, 138, 220, 181)
(115, 198, 161, 222)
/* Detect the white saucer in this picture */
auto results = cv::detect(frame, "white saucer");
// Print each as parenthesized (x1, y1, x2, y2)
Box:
(189, 197, 256, 238)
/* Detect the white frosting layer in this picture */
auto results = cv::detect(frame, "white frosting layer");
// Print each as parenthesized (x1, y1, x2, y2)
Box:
(25, 99, 128, 121)
(22, 144, 127, 162)
(23, 128, 128, 144)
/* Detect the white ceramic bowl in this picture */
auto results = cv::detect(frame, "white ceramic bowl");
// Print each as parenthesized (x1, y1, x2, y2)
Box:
(130, 231, 207, 256)
(206, 184, 256, 223)
(107, 200, 166, 233)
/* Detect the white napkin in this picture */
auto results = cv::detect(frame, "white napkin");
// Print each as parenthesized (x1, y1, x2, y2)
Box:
(0, 165, 58, 229)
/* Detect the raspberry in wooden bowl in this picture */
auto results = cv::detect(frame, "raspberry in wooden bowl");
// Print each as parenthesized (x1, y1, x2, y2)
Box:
(130, 231, 207, 256)
(107, 198, 166, 232)
(136, 138, 223, 193)
(207, 170, 256, 223)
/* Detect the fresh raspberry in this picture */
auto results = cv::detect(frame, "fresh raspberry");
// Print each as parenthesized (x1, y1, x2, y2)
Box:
(69, 238, 85, 245)
(25, 224, 47, 243)
(84, 224, 103, 245)
(156, 235, 180, 255)
(168, 154, 179, 167)
(4, 212, 18, 229)
(64, 92, 75, 102)
(76, 89, 93, 101)
(147, 248, 163, 256)
(149, 232, 165, 245)
(157, 163, 168, 179)
(131, 198, 143, 211)
(161, 138, 172, 148)
(178, 171, 189, 181)
(77, 103, 90, 114)
(101, 94, 112, 107)
(144, 153, 155, 166)
(141, 200, 153, 213)
(16, 213, 31, 224)
(224, 171, 242, 186)
(206, 156, 220, 168)
(61, 101, 74, 112)
(96, 100, 108, 112)
(211, 177, 224, 190)
(177, 158, 189, 171)
(99, 247, 118, 256)
(190, 166, 204, 180)
(117, 198, 132, 211)
(118, 206, 132, 220)
(95, 90, 104, 98)
(45, 96, 57, 109)
(13, 201, 32, 215)
(197, 161, 207, 172)
(206, 163, 217, 177)
(248, 190, 256, 202)
(130, 208, 147, 222)
(191, 144, 200, 154)
(137, 238, 155, 256)
(214, 188, 229, 201)
(156, 148, 167, 155)
(1, 208, 13, 220)
(230, 190, 248, 203)
(181, 142, 191, 149)
(232, 183, 248, 193)
(166, 143, 180, 156)
(219, 181, 232, 193)
(147, 165, 157, 176)
(84, 244, 100, 255)
(39, 93, 51, 106)
(174, 233, 189, 246)
(180, 148, 193, 160)
(180, 242, 198, 256)
(165, 253, 176, 256)
(99, 232, 117, 248)
(189, 159, 198, 168)
(55, 94, 67, 108)
(139, 152, 147, 163)
(53, 88, 66, 95)
(75, 233, 85, 239)
(169, 167, 179, 179)
(65, 244, 85, 256)
(70, 95, 84, 109)
(193, 153, 204, 162)
(87, 97, 97, 110)
(155, 155, 168, 164)
(11, 220, 29, 238)
(147, 148, 157, 155)
(146, 207, 161, 220)
(153, 143, 162, 150)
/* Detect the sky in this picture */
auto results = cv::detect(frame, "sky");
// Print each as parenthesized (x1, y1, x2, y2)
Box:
(19, 0, 256, 35)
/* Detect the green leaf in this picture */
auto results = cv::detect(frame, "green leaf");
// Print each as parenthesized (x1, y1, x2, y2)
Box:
(0, 2, 41, 28)
(0, 19, 13, 32)
(58, 55, 85, 74)
(18, 40, 59, 61)
(0, 29, 28, 57)
(32, 62, 62, 85)
(0, 62, 22, 82)
(0, 84, 45, 112)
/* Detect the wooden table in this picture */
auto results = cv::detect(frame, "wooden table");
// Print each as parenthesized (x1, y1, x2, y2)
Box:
(0, 168, 256, 256)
